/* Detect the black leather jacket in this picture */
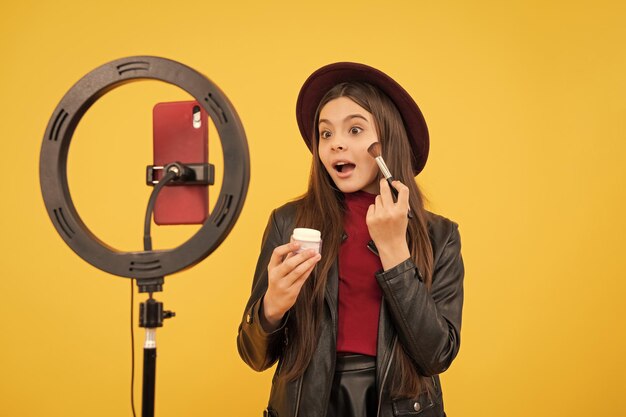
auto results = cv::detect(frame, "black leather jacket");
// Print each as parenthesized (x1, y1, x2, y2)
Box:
(237, 201, 464, 417)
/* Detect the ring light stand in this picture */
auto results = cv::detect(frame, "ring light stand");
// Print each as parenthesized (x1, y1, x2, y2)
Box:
(39, 56, 250, 417)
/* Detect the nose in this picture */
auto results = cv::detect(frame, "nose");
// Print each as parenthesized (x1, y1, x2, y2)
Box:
(330, 135, 346, 151)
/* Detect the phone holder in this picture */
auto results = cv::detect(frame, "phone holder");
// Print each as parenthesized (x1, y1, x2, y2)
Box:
(39, 56, 250, 279)
(146, 162, 215, 186)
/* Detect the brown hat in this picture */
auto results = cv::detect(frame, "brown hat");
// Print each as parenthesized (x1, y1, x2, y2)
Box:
(296, 62, 429, 175)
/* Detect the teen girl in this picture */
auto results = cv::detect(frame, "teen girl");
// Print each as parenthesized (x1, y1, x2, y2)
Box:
(237, 62, 464, 417)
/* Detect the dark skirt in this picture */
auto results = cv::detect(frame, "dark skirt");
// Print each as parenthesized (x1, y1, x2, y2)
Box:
(326, 354, 378, 417)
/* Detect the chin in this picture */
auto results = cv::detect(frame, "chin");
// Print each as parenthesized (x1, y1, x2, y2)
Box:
(334, 182, 364, 194)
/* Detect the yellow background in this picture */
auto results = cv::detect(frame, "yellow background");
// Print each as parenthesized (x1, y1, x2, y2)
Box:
(1, 0, 625, 416)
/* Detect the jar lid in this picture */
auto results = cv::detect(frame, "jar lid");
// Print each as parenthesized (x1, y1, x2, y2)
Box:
(292, 228, 321, 242)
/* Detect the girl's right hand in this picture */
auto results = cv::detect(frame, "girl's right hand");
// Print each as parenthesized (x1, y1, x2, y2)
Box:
(261, 242, 321, 331)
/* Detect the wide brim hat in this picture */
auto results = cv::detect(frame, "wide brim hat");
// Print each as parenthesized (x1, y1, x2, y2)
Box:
(296, 62, 429, 176)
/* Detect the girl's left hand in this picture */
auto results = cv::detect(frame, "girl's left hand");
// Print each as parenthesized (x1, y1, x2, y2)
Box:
(366, 179, 411, 271)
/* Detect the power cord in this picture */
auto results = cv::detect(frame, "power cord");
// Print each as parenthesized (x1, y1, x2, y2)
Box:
(143, 170, 178, 251)
(131, 278, 136, 417)
(131, 169, 178, 416)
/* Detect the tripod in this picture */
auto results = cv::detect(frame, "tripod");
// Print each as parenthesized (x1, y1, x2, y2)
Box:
(39, 56, 250, 417)
(136, 277, 175, 417)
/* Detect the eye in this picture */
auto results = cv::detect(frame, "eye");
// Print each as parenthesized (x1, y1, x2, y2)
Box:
(349, 126, 363, 135)
(320, 130, 332, 139)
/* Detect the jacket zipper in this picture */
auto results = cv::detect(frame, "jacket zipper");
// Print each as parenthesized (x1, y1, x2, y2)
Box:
(294, 375, 303, 417)
(376, 335, 397, 417)
(321, 289, 338, 417)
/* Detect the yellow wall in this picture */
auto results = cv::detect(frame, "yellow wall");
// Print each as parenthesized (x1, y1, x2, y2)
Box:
(1, 1, 625, 416)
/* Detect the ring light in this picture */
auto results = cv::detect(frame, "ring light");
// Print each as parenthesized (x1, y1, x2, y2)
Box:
(39, 56, 250, 279)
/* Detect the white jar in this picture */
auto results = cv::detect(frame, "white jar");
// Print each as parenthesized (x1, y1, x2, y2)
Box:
(292, 228, 322, 254)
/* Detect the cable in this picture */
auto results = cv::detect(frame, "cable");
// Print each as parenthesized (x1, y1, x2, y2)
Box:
(143, 170, 178, 251)
(131, 278, 137, 417)
(131, 169, 178, 416)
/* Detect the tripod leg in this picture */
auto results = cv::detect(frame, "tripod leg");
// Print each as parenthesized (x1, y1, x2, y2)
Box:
(142, 329, 157, 417)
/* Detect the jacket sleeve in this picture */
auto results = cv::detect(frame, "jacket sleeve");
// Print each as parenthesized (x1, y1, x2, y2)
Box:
(236, 209, 290, 372)
(375, 219, 464, 376)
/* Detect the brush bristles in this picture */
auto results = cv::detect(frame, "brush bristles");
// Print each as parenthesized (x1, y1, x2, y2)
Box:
(367, 142, 382, 158)
(368, 142, 392, 179)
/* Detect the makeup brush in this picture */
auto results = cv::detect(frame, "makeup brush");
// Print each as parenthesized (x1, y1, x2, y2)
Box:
(367, 142, 413, 218)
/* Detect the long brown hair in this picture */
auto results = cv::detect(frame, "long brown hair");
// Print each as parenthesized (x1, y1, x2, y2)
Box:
(281, 82, 434, 398)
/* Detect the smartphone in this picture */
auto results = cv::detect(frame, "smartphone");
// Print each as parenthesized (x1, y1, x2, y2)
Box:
(152, 100, 208, 225)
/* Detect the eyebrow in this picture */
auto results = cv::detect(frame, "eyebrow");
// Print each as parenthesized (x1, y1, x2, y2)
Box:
(318, 114, 369, 126)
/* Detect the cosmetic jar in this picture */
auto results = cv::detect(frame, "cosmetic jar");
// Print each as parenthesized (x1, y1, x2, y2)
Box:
(292, 228, 322, 254)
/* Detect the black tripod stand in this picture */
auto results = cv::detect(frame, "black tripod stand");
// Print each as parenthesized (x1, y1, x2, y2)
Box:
(136, 277, 175, 417)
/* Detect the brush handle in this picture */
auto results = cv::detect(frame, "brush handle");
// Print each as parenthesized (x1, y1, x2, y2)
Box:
(386, 177, 414, 219)
(387, 177, 399, 200)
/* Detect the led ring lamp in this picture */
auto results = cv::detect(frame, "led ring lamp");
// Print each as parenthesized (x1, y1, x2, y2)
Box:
(40, 56, 250, 279)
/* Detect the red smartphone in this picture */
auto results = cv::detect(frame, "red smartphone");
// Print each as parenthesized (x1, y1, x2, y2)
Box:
(152, 101, 208, 225)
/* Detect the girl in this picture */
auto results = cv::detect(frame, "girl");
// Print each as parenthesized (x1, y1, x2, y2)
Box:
(237, 62, 464, 417)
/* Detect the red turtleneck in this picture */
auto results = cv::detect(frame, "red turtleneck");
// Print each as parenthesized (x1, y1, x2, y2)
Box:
(337, 191, 383, 356)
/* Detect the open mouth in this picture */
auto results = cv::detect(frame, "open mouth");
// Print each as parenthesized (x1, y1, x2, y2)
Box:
(334, 162, 356, 174)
